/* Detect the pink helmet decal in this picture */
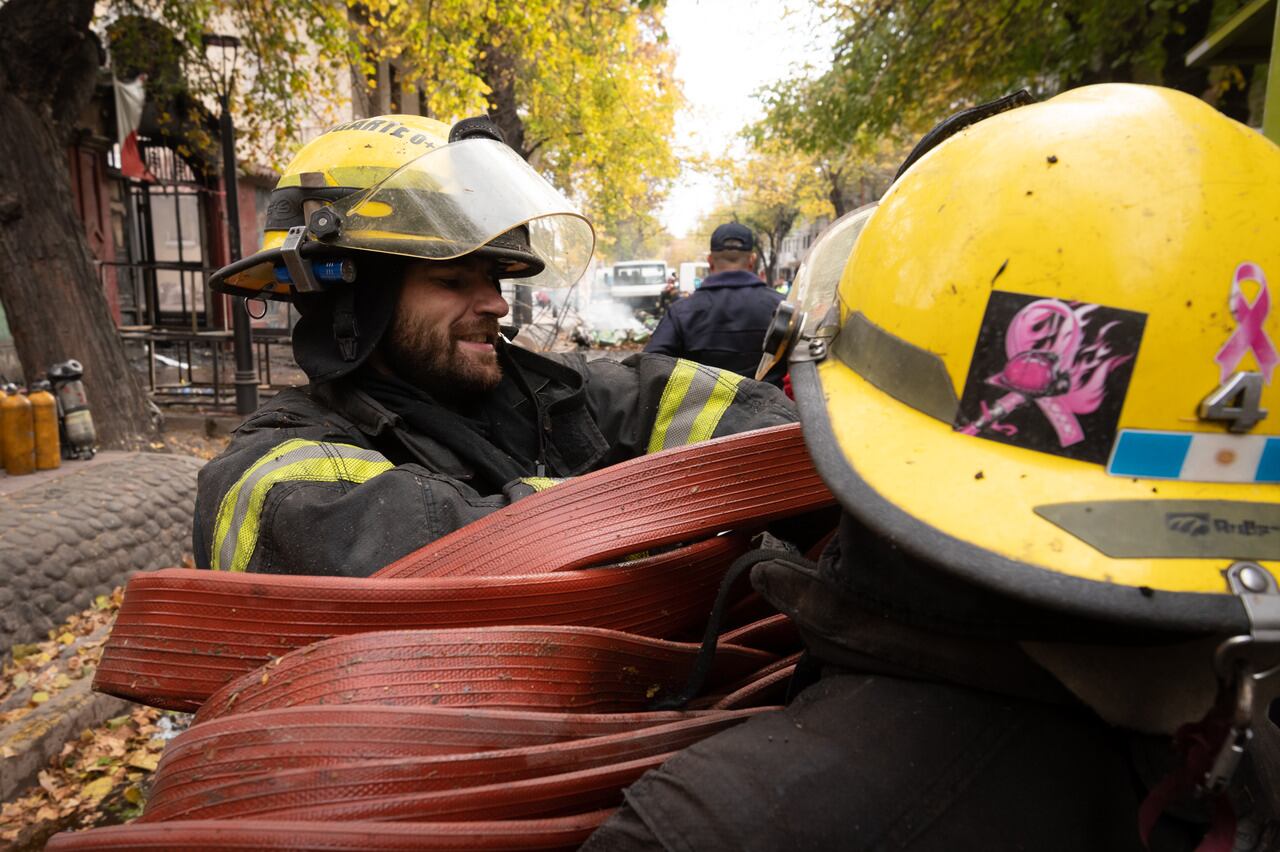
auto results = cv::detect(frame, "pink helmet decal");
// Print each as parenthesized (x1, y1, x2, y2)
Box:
(1214, 262, 1275, 384)
(954, 291, 1147, 464)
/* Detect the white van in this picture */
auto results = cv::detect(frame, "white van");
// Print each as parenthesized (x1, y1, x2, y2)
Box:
(609, 260, 669, 312)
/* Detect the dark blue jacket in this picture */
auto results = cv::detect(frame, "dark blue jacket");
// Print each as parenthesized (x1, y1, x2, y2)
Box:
(644, 270, 785, 386)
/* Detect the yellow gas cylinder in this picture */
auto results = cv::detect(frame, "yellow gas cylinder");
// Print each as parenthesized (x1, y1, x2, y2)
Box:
(29, 381, 60, 471)
(1, 385, 35, 476)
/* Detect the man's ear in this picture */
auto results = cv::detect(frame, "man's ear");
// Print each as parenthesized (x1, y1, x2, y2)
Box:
(706, 252, 716, 272)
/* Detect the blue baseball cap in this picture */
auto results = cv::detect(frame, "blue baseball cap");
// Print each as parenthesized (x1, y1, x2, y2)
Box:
(710, 222, 755, 252)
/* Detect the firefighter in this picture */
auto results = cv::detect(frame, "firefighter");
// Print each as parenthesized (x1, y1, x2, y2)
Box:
(646, 223, 787, 387)
(193, 114, 794, 576)
(583, 84, 1280, 850)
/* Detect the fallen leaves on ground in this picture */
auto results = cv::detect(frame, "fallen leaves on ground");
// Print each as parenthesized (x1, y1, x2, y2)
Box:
(0, 589, 192, 848)
(0, 705, 178, 849)
(0, 589, 124, 727)
(156, 427, 230, 461)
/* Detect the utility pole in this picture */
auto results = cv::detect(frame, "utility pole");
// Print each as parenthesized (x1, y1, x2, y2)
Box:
(205, 33, 258, 415)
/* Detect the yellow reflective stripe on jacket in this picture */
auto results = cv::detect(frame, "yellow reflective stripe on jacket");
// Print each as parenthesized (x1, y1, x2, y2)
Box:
(647, 359, 745, 453)
(211, 438, 394, 572)
(518, 476, 563, 492)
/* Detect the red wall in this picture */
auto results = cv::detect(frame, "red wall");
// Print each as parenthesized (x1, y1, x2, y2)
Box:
(67, 144, 120, 324)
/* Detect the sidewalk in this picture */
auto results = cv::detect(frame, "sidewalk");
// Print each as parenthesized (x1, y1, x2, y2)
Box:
(0, 449, 204, 836)
(0, 451, 144, 497)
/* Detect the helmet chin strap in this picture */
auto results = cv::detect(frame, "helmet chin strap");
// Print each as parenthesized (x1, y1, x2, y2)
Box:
(1022, 565, 1280, 851)
(332, 285, 360, 362)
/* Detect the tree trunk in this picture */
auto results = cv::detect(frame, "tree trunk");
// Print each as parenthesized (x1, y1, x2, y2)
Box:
(0, 0, 153, 449)
(766, 232, 781, 287)
(477, 41, 531, 159)
(766, 211, 797, 287)
(828, 184, 847, 219)
(823, 166, 847, 218)
(761, 231, 780, 287)
(512, 285, 533, 327)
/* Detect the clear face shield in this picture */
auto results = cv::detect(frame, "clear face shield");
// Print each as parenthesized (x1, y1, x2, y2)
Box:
(790, 202, 879, 327)
(327, 139, 595, 290)
(756, 203, 878, 380)
(241, 138, 595, 306)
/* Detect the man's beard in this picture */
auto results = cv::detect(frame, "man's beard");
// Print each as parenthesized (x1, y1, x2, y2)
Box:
(382, 314, 503, 399)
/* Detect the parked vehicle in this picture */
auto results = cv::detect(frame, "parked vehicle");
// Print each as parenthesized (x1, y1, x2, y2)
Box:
(678, 261, 709, 294)
(609, 260, 668, 313)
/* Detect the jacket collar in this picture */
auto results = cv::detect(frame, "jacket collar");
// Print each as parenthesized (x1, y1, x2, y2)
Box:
(310, 380, 473, 480)
(499, 345, 608, 475)
(314, 345, 602, 480)
(494, 340, 586, 412)
(699, 269, 768, 290)
(752, 554, 1079, 706)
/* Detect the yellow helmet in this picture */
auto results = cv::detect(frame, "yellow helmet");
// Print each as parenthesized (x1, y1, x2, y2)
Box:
(209, 114, 594, 300)
(789, 84, 1280, 635)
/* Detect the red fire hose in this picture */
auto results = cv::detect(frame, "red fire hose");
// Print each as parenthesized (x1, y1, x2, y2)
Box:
(192, 626, 776, 724)
(146, 707, 768, 813)
(51, 425, 830, 850)
(95, 536, 748, 712)
(379, 422, 828, 578)
(50, 813, 614, 850)
(144, 711, 767, 823)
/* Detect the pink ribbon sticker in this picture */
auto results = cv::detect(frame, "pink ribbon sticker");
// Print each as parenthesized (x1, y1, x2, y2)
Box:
(1215, 262, 1276, 384)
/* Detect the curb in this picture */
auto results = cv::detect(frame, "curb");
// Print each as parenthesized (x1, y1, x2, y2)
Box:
(0, 673, 131, 803)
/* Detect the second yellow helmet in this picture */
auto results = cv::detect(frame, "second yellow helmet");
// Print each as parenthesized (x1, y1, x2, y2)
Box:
(792, 84, 1280, 634)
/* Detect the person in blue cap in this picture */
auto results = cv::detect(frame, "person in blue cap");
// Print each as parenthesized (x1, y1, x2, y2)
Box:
(644, 223, 786, 387)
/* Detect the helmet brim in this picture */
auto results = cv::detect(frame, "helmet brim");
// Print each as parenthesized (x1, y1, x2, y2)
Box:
(207, 243, 349, 301)
(208, 238, 548, 302)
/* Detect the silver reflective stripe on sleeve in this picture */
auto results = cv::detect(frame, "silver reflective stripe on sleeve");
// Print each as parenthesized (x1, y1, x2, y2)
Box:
(647, 359, 745, 453)
(211, 438, 394, 572)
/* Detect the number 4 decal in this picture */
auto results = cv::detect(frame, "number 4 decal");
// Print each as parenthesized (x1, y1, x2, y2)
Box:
(1199, 371, 1268, 433)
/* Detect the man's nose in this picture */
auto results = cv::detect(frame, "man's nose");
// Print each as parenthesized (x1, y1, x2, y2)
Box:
(473, 280, 510, 318)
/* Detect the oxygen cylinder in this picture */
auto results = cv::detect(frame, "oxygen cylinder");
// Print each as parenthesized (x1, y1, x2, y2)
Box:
(2, 385, 35, 476)
(29, 381, 60, 471)
(48, 360, 96, 460)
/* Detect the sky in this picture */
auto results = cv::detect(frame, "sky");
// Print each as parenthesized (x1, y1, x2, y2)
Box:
(659, 0, 835, 239)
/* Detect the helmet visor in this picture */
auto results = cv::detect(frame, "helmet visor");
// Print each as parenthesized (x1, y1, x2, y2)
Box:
(790, 203, 877, 330)
(328, 139, 594, 290)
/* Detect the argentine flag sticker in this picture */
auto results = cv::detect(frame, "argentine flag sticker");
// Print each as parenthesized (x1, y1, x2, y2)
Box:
(1108, 429, 1280, 483)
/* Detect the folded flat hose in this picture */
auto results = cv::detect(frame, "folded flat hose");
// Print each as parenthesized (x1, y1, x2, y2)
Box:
(144, 712, 765, 823)
(57, 425, 827, 850)
(380, 423, 828, 578)
(193, 626, 775, 724)
(96, 536, 748, 711)
(151, 706, 740, 786)
(48, 812, 613, 850)
(146, 707, 769, 816)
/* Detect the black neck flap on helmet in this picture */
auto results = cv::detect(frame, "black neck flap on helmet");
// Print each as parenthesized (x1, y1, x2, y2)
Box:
(290, 253, 404, 384)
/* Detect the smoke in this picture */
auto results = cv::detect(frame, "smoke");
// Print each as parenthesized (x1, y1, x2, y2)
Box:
(579, 299, 647, 333)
